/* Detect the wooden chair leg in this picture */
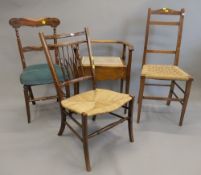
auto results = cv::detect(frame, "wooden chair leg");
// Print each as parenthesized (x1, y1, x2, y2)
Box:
(179, 79, 193, 126)
(28, 86, 36, 105)
(137, 76, 145, 123)
(65, 84, 70, 98)
(128, 97, 134, 142)
(166, 80, 175, 106)
(124, 78, 130, 114)
(120, 79, 124, 93)
(137, 80, 142, 104)
(58, 106, 66, 136)
(23, 85, 31, 123)
(74, 82, 79, 95)
(82, 114, 91, 171)
(92, 115, 96, 121)
(124, 103, 128, 114)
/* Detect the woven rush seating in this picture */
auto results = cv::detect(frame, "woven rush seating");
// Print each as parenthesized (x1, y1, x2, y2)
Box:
(141, 64, 192, 80)
(61, 88, 132, 116)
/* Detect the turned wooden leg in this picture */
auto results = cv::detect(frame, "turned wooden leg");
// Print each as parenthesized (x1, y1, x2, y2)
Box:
(23, 85, 31, 123)
(58, 106, 66, 136)
(166, 80, 175, 106)
(128, 97, 134, 142)
(137, 76, 145, 123)
(179, 79, 193, 126)
(82, 114, 91, 171)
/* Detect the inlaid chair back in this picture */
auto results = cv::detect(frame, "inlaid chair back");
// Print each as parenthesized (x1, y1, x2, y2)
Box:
(142, 8, 185, 66)
(39, 28, 96, 100)
(9, 18, 60, 68)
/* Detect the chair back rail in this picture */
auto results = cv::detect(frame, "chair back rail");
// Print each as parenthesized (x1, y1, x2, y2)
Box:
(39, 28, 96, 100)
(9, 17, 60, 68)
(142, 8, 185, 66)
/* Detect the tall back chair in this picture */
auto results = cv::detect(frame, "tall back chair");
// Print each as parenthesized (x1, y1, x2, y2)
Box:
(39, 28, 134, 171)
(9, 18, 63, 123)
(137, 8, 193, 126)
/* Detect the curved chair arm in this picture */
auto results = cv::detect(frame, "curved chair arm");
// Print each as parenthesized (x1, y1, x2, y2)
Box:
(91, 39, 134, 70)
(90, 39, 134, 93)
(91, 39, 134, 51)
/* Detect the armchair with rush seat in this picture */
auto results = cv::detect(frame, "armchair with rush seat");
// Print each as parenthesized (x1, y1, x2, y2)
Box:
(39, 28, 135, 171)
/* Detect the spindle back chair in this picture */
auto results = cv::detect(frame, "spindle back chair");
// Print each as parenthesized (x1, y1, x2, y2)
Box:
(39, 28, 134, 171)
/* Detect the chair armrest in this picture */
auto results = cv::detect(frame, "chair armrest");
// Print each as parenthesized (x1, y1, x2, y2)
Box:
(91, 39, 134, 51)
(60, 75, 93, 87)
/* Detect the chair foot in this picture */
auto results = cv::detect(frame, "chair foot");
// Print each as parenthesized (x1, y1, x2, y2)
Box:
(58, 123, 65, 136)
(23, 86, 31, 123)
(178, 79, 192, 126)
(137, 105, 142, 123)
(128, 98, 134, 142)
(58, 107, 66, 136)
(137, 77, 145, 124)
(82, 115, 91, 171)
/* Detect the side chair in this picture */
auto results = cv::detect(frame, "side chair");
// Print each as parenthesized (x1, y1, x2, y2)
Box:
(9, 17, 63, 123)
(39, 28, 134, 171)
(137, 8, 193, 126)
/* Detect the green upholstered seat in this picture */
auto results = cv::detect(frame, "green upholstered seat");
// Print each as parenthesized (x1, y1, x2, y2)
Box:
(20, 63, 64, 85)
